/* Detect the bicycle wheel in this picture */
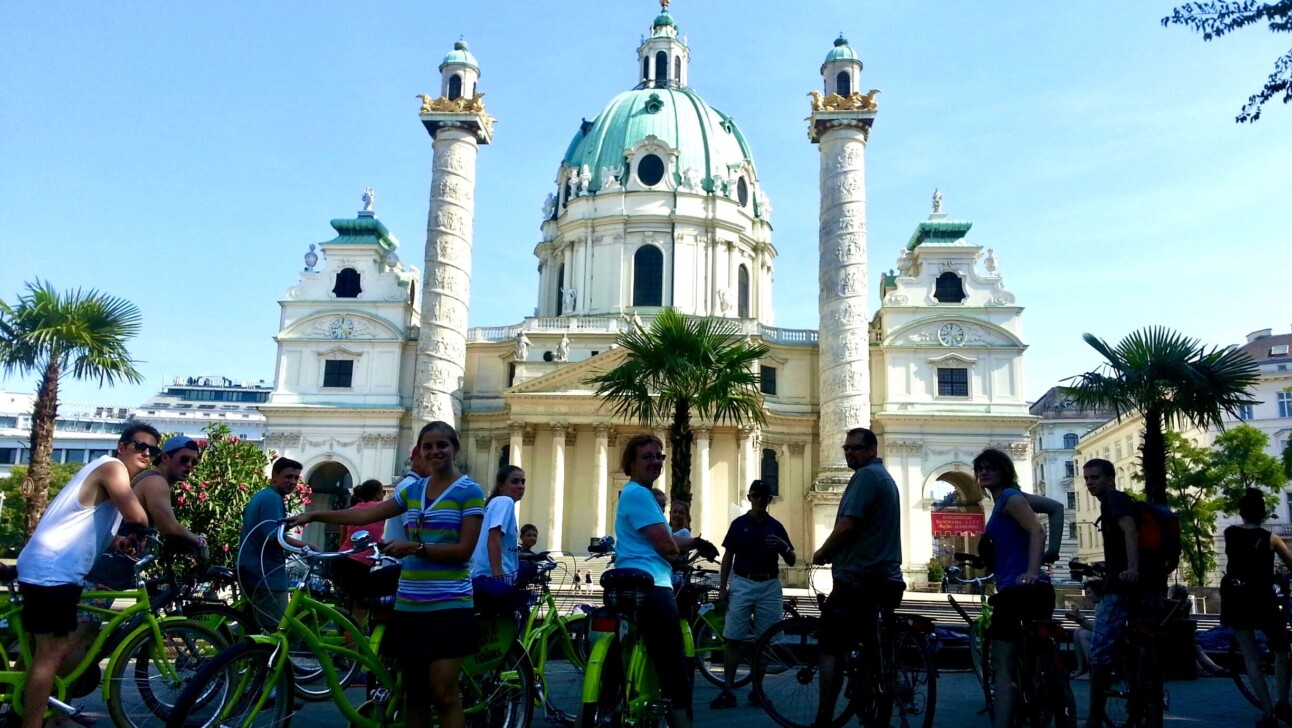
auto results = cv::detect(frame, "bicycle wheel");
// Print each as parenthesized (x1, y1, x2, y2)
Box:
(969, 625, 993, 716)
(106, 619, 226, 728)
(881, 624, 936, 728)
(694, 614, 752, 689)
(751, 616, 854, 728)
(1021, 637, 1076, 728)
(163, 640, 295, 728)
(464, 641, 535, 728)
(578, 637, 626, 728)
(183, 603, 252, 645)
(1230, 635, 1276, 710)
(290, 605, 360, 701)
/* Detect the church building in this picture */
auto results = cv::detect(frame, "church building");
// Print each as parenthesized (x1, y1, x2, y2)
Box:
(259, 6, 1037, 585)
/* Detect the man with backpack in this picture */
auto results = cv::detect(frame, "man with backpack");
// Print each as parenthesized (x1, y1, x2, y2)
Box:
(1082, 457, 1178, 728)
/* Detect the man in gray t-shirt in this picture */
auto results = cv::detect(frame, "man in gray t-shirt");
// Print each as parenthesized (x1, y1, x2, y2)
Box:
(811, 427, 906, 727)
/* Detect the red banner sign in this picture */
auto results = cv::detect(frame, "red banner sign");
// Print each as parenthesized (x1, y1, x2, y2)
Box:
(931, 511, 985, 536)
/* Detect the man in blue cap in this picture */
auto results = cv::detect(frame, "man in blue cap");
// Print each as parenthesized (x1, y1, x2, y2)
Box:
(133, 436, 208, 553)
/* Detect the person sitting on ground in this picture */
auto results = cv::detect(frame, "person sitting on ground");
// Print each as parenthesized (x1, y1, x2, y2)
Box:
(1065, 579, 1103, 678)
(15, 423, 154, 728)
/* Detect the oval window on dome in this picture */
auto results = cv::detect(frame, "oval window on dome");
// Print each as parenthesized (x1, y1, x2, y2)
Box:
(737, 178, 750, 207)
(638, 154, 666, 187)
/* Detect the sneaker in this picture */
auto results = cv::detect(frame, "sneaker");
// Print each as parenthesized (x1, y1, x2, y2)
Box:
(709, 689, 737, 709)
(1275, 702, 1292, 724)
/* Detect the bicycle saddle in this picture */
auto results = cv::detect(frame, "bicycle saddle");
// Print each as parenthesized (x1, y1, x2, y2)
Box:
(0, 564, 16, 582)
(206, 565, 236, 581)
(600, 568, 654, 612)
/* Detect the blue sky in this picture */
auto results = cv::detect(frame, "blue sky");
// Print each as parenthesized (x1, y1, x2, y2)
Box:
(2, 1, 1288, 409)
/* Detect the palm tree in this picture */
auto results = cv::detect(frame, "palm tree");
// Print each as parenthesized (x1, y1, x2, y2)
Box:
(1063, 327, 1258, 505)
(0, 281, 143, 539)
(587, 308, 768, 504)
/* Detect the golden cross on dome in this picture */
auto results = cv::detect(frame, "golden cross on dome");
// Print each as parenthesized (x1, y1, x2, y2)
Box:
(661, 0, 670, 9)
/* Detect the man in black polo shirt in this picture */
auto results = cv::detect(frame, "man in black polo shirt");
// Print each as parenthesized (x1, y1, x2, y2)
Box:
(711, 479, 795, 708)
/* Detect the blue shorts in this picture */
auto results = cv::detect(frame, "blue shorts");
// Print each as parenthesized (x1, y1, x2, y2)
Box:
(1089, 592, 1160, 667)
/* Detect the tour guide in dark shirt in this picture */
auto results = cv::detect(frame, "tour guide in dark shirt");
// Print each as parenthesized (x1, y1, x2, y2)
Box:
(811, 427, 904, 727)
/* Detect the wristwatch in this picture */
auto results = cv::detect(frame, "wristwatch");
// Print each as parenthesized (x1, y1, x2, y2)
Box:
(416, 543, 427, 557)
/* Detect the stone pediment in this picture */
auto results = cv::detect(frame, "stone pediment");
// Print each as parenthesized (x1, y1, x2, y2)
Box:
(506, 347, 631, 396)
(885, 318, 1022, 348)
(280, 312, 405, 341)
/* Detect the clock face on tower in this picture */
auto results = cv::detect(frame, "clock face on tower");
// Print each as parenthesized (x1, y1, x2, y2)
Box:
(938, 323, 965, 346)
(328, 317, 356, 339)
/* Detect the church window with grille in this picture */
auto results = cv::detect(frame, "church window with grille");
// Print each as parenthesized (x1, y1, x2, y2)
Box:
(936, 367, 969, 397)
(738, 265, 750, 318)
(322, 360, 354, 388)
(933, 272, 966, 303)
(760, 449, 780, 497)
(632, 246, 664, 306)
(761, 365, 777, 395)
(333, 268, 362, 298)
(836, 71, 851, 97)
(448, 74, 462, 101)
(655, 51, 668, 87)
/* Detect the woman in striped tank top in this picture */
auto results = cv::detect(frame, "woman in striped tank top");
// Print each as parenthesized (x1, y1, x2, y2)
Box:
(292, 421, 485, 728)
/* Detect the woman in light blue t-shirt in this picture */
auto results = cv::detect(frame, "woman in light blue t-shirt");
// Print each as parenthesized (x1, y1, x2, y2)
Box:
(613, 433, 691, 728)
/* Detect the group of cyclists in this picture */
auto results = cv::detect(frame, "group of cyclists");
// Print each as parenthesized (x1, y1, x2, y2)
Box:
(8, 416, 1292, 728)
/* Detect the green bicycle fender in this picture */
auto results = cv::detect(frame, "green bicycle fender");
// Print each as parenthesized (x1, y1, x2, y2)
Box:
(561, 613, 588, 660)
(581, 632, 617, 704)
(680, 619, 695, 658)
(100, 617, 170, 704)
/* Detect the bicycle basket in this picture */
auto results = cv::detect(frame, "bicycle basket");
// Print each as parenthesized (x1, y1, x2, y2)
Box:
(600, 568, 654, 614)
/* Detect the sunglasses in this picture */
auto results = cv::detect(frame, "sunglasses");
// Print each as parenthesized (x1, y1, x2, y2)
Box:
(176, 455, 200, 467)
(842, 445, 867, 453)
(129, 440, 162, 458)
(640, 453, 667, 462)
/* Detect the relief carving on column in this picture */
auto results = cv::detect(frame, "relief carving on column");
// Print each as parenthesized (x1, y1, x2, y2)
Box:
(788, 441, 807, 456)
(522, 428, 536, 446)
(550, 423, 570, 440)
(993, 441, 1030, 459)
(593, 423, 612, 440)
(474, 436, 490, 450)
(737, 426, 756, 443)
(565, 430, 578, 447)
(885, 440, 924, 455)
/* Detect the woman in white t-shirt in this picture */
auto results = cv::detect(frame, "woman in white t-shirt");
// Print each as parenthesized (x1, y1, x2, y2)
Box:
(471, 466, 526, 580)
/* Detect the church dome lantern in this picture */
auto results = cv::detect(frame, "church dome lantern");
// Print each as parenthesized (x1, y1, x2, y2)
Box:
(439, 40, 480, 101)
(821, 34, 863, 98)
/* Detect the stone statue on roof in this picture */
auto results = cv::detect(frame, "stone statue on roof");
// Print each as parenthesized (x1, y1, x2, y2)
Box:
(514, 330, 531, 361)
(555, 334, 571, 362)
(361, 187, 375, 212)
(932, 188, 943, 214)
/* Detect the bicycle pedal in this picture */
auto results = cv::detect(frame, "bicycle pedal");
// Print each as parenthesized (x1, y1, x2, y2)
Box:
(646, 699, 671, 716)
(370, 686, 392, 705)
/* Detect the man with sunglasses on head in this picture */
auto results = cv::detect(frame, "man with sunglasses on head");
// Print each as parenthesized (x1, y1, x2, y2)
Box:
(811, 427, 904, 728)
(15, 423, 154, 728)
(132, 436, 207, 555)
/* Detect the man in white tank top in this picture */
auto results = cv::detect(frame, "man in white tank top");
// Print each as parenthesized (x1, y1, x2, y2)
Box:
(15, 423, 152, 728)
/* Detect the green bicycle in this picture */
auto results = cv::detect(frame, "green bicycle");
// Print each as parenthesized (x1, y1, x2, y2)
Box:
(0, 546, 226, 728)
(517, 551, 592, 724)
(163, 526, 535, 728)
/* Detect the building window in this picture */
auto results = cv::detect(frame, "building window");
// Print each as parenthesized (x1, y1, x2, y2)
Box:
(333, 268, 362, 298)
(1066, 491, 1076, 510)
(555, 264, 565, 316)
(737, 177, 750, 207)
(642, 57, 649, 82)
(637, 153, 665, 186)
(933, 272, 966, 303)
(1063, 432, 1079, 449)
(89, 449, 111, 460)
(448, 74, 462, 101)
(674, 56, 681, 84)
(632, 245, 664, 306)
(0, 448, 14, 465)
(836, 70, 851, 97)
(1279, 392, 1292, 418)
(761, 365, 777, 395)
(654, 51, 668, 86)
(322, 360, 354, 388)
(1064, 460, 1075, 478)
(1068, 521, 1077, 539)
(1237, 404, 1253, 421)
(738, 265, 750, 318)
(499, 445, 511, 470)
(936, 368, 968, 397)
(760, 448, 780, 497)
(51, 449, 65, 463)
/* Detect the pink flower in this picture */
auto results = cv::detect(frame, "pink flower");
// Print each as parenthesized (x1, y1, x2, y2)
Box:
(238, 483, 248, 492)
(222, 544, 229, 552)
(295, 484, 308, 493)
(177, 495, 187, 506)
(302, 498, 312, 506)
(198, 492, 208, 502)
(181, 483, 192, 491)
(230, 437, 239, 443)
(197, 440, 209, 448)
(200, 481, 210, 489)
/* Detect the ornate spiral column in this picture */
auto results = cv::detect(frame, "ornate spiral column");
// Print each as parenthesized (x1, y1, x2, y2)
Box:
(810, 102, 875, 488)
(413, 106, 494, 428)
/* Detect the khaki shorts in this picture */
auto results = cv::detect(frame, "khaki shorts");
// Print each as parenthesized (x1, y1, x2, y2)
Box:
(722, 574, 782, 642)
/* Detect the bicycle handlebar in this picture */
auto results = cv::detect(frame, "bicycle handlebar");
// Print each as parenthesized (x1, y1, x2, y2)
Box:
(274, 523, 400, 569)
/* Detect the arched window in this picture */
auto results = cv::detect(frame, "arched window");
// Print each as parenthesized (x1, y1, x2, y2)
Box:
(674, 56, 682, 85)
(760, 448, 780, 497)
(632, 246, 664, 306)
(737, 264, 750, 318)
(407, 280, 417, 307)
(642, 57, 650, 82)
(448, 74, 463, 101)
(499, 445, 511, 469)
(555, 264, 565, 316)
(655, 51, 668, 87)
(836, 71, 851, 97)
(333, 268, 361, 298)
(933, 272, 966, 303)
(1063, 433, 1079, 449)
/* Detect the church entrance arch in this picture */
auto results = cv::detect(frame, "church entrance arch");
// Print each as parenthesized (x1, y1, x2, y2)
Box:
(926, 467, 988, 579)
(306, 461, 353, 550)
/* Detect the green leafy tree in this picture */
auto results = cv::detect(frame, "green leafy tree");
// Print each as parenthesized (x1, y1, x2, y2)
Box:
(1162, 1, 1292, 122)
(0, 281, 143, 539)
(1161, 432, 1222, 586)
(1209, 424, 1288, 514)
(587, 308, 768, 504)
(1064, 327, 1259, 505)
(0, 463, 81, 557)
(171, 424, 312, 570)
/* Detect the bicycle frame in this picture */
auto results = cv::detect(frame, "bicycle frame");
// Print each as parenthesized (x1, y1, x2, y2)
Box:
(521, 582, 588, 671)
(581, 612, 694, 720)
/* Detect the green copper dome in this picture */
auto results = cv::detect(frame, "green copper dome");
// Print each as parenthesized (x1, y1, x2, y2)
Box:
(439, 40, 478, 72)
(653, 10, 675, 27)
(562, 87, 756, 193)
(823, 35, 858, 64)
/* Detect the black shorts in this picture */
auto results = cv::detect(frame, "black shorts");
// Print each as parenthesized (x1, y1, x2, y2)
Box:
(819, 575, 905, 656)
(20, 582, 83, 636)
(1222, 593, 1289, 650)
(382, 608, 478, 665)
(987, 582, 1056, 643)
